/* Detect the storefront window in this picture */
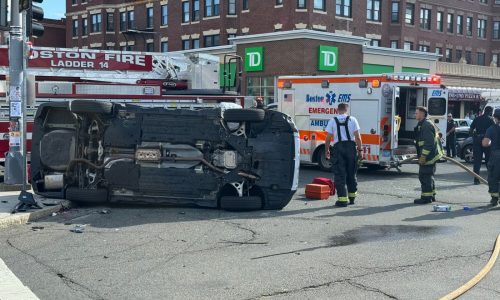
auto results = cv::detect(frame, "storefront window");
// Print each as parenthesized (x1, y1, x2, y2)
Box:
(247, 76, 275, 105)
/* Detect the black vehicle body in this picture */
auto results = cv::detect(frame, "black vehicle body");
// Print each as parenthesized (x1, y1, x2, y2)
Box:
(31, 101, 300, 211)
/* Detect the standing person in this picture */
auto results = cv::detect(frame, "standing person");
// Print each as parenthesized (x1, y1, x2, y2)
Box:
(446, 114, 457, 158)
(470, 106, 494, 184)
(325, 103, 363, 207)
(482, 109, 500, 206)
(414, 106, 444, 204)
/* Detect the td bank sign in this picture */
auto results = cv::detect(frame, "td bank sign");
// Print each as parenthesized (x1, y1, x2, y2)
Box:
(244, 47, 264, 72)
(318, 45, 338, 72)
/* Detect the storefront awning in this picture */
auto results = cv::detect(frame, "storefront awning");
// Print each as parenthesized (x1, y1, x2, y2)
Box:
(448, 87, 500, 102)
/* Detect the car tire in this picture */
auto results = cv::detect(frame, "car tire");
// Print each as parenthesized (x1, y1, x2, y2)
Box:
(223, 109, 265, 122)
(220, 196, 262, 211)
(66, 187, 108, 203)
(462, 144, 473, 163)
(318, 147, 333, 172)
(70, 100, 113, 115)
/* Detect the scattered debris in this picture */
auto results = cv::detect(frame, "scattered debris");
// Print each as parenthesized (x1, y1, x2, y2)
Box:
(178, 211, 186, 215)
(463, 206, 474, 211)
(70, 225, 85, 233)
(63, 222, 72, 226)
(1, 200, 8, 203)
(433, 205, 451, 212)
(31, 226, 44, 231)
(51, 212, 58, 217)
(100, 209, 111, 214)
(103, 256, 109, 259)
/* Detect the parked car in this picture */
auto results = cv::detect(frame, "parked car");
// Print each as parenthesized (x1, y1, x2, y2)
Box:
(454, 118, 472, 129)
(457, 136, 474, 163)
(30, 100, 300, 211)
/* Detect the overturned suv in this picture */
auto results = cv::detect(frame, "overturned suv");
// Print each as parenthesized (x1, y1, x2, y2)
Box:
(31, 100, 299, 211)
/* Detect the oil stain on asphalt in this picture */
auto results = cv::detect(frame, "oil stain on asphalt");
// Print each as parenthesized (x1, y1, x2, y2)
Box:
(251, 225, 457, 260)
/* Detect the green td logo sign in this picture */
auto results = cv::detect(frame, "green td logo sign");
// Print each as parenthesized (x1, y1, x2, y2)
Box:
(318, 45, 338, 71)
(244, 47, 264, 72)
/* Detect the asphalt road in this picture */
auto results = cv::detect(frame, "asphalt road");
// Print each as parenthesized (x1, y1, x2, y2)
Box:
(1, 162, 500, 300)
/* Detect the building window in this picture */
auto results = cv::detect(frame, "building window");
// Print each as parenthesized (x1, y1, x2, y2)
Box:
(466, 17, 473, 36)
(445, 48, 452, 62)
(107, 46, 114, 50)
(127, 11, 135, 30)
(435, 47, 443, 61)
(367, 0, 381, 21)
(477, 52, 486, 65)
(161, 5, 168, 25)
(418, 45, 430, 52)
(205, 0, 220, 17)
(480, 0, 488, 3)
(494, 21, 500, 39)
(192, 38, 200, 49)
(192, 0, 200, 21)
(91, 14, 102, 33)
(276, 0, 283, 5)
(161, 41, 168, 52)
(120, 12, 126, 31)
(493, 54, 499, 67)
(314, 0, 326, 11)
(72, 0, 78, 4)
(106, 13, 114, 32)
(228, 0, 236, 14)
(447, 13, 454, 33)
(228, 33, 236, 44)
(247, 76, 275, 105)
(457, 15, 463, 35)
(182, 40, 190, 50)
(182, 2, 190, 23)
(146, 42, 154, 52)
(72, 19, 78, 37)
(420, 8, 431, 30)
(478, 19, 487, 38)
(336, 0, 351, 18)
(82, 18, 88, 35)
(370, 39, 381, 47)
(146, 7, 154, 28)
(437, 12, 443, 32)
(297, 0, 306, 9)
(405, 4, 414, 25)
(456, 49, 462, 62)
(404, 41, 413, 50)
(390, 40, 398, 49)
(465, 50, 472, 63)
(204, 34, 220, 47)
(243, 0, 249, 10)
(391, 1, 399, 23)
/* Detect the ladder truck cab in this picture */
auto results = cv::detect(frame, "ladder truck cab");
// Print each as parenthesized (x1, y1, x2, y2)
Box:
(0, 46, 245, 164)
(277, 73, 448, 171)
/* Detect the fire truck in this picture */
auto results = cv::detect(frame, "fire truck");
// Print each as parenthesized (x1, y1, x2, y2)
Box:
(0, 46, 244, 166)
(276, 73, 448, 171)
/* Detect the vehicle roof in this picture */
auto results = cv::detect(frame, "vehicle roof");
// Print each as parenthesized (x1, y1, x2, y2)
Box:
(278, 72, 431, 80)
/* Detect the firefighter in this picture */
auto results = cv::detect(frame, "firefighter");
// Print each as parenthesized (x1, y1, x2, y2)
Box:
(414, 106, 444, 204)
(482, 109, 500, 206)
(325, 103, 363, 207)
(470, 106, 494, 185)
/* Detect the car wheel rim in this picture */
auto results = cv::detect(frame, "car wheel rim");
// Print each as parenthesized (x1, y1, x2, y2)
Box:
(464, 147, 473, 162)
(320, 151, 332, 169)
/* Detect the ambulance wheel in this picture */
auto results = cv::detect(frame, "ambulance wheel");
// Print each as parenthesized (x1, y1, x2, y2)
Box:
(223, 109, 265, 122)
(219, 196, 262, 211)
(318, 147, 333, 172)
(70, 100, 113, 115)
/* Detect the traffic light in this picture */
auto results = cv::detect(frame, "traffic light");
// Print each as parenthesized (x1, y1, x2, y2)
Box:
(0, 0, 7, 30)
(19, 0, 44, 38)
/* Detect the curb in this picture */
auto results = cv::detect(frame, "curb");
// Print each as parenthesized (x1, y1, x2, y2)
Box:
(0, 200, 72, 229)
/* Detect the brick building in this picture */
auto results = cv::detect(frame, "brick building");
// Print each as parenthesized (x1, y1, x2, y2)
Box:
(0, 18, 66, 47)
(66, 0, 500, 67)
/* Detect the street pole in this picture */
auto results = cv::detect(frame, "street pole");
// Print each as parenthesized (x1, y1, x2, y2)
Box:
(5, 0, 25, 185)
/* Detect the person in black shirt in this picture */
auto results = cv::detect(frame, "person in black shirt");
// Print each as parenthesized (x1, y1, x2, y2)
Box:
(470, 106, 495, 184)
(446, 114, 456, 158)
(482, 109, 500, 206)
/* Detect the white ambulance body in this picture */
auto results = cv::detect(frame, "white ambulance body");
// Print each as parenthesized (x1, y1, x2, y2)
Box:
(277, 73, 448, 170)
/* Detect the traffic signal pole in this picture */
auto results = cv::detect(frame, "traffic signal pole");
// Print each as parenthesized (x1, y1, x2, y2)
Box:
(5, 0, 25, 186)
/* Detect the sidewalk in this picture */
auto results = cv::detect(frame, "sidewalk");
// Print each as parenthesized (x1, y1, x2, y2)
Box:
(0, 190, 70, 229)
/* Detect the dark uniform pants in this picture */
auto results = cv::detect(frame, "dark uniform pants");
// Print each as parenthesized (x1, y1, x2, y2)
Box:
(446, 135, 456, 157)
(473, 135, 491, 175)
(332, 141, 358, 203)
(487, 151, 500, 199)
(419, 164, 436, 200)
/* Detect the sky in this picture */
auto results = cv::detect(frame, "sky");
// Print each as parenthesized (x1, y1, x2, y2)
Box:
(41, 1, 66, 20)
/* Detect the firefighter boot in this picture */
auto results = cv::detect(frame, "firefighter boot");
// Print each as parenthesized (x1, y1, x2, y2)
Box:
(335, 197, 349, 207)
(490, 197, 499, 207)
(414, 197, 433, 204)
(348, 197, 355, 205)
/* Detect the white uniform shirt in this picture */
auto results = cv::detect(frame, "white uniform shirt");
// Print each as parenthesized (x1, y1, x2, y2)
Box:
(325, 114, 360, 145)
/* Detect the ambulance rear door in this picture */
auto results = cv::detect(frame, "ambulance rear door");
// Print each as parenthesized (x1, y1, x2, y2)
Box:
(350, 97, 380, 163)
(426, 88, 448, 145)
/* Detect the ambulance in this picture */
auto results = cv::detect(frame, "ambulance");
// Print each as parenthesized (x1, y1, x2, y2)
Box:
(276, 73, 448, 171)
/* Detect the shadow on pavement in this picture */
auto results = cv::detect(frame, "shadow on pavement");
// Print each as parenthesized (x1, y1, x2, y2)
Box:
(403, 205, 499, 222)
(316, 202, 415, 218)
